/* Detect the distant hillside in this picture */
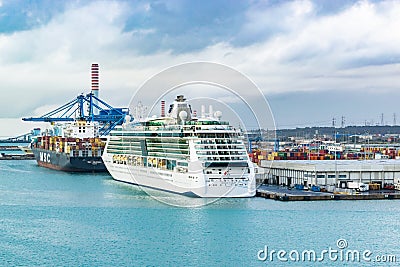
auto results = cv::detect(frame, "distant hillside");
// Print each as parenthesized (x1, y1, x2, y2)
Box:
(276, 126, 400, 139)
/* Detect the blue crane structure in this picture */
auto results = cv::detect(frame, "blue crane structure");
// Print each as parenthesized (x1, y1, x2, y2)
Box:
(245, 130, 263, 152)
(22, 93, 129, 136)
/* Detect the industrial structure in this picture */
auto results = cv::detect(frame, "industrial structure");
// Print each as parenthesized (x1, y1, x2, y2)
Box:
(260, 159, 400, 189)
(91, 63, 100, 115)
(0, 128, 41, 143)
(19, 63, 130, 172)
(22, 63, 128, 136)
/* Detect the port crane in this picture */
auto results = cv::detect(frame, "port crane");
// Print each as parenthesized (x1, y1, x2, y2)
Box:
(0, 132, 35, 143)
(22, 93, 129, 136)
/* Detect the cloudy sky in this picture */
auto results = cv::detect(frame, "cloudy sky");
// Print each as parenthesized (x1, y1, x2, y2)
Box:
(0, 0, 399, 136)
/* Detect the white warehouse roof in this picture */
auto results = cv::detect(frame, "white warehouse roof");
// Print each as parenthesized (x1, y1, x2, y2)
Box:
(260, 160, 400, 172)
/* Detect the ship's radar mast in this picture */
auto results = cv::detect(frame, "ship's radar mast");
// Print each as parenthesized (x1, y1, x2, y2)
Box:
(168, 95, 192, 124)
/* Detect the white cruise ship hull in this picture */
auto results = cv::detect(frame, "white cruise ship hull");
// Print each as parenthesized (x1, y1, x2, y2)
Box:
(103, 155, 256, 198)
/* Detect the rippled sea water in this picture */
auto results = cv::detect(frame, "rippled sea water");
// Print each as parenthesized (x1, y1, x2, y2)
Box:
(0, 160, 399, 266)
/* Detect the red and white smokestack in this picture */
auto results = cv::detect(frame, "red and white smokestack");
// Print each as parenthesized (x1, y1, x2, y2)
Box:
(161, 100, 165, 117)
(91, 63, 99, 115)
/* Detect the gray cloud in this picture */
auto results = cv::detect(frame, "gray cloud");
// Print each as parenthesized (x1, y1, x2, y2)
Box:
(0, 0, 399, 135)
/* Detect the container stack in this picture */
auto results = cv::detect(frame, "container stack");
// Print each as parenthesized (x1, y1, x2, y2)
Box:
(33, 136, 105, 157)
(248, 150, 268, 165)
(259, 145, 400, 161)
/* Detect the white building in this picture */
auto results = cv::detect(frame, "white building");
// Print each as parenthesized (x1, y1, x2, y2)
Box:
(260, 160, 400, 187)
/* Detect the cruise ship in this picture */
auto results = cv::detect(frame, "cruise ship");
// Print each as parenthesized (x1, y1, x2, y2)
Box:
(102, 95, 256, 197)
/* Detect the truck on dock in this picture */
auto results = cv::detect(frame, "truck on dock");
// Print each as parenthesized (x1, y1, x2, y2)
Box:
(294, 184, 304, 190)
(347, 182, 369, 192)
(395, 183, 400, 191)
(311, 185, 321, 192)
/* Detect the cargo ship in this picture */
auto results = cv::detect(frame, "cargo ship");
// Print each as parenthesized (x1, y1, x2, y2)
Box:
(23, 63, 128, 172)
(102, 95, 256, 197)
(31, 121, 107, 172)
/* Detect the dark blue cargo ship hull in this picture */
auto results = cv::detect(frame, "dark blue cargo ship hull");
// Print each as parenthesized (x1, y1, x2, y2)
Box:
(32, 148, 107, 172)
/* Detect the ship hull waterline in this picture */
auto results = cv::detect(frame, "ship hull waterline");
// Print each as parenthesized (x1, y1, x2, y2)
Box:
(103, 157, 256, 198)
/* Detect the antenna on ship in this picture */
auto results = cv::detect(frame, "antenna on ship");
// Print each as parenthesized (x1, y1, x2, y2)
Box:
(201, 105, 206, 118)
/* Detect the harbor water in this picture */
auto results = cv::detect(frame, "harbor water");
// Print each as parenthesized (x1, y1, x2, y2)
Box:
(1, 160, 399, 266)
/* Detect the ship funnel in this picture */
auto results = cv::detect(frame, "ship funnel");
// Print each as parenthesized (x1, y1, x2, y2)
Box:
(91, 63, 99, 115)
(161, 100, 165, 117)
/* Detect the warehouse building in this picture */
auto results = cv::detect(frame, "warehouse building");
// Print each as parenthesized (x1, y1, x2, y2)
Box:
(259, 160, 400, 188)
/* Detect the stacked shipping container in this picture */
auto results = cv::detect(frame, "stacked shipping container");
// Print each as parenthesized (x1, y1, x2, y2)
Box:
(32, 136, 105, 157)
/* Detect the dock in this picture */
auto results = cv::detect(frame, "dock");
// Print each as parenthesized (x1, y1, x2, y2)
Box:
(0, 154, 35, 160)
(0, 145, 34, 160)
(0, 146, 25, 151)
(257, 185, 400, 201)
